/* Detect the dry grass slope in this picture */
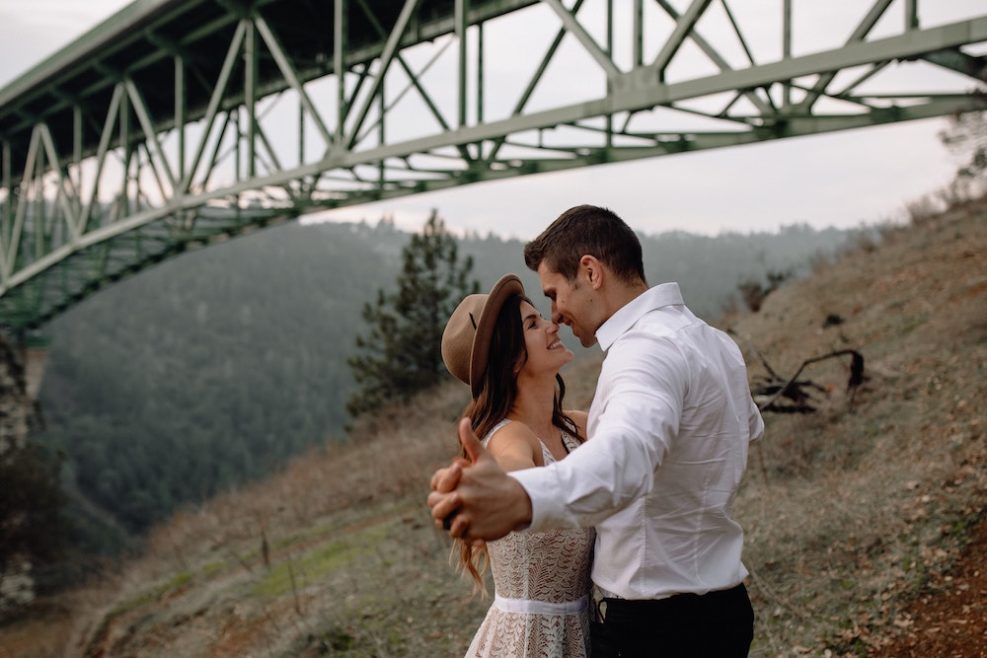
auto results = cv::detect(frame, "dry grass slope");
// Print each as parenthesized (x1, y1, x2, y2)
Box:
(727, 198, 986, 656)
(0, 199, 983, 658)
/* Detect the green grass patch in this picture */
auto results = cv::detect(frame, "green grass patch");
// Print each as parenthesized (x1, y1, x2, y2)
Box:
(199, 560, 227, 578)
(252, 524, 389, 599)
(898, 313, 929, 336)
(272, 499, 409, 552)
(110, 570, 193, 615)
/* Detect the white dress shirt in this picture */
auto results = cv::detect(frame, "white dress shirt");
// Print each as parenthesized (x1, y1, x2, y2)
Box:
(511, 282, 764, 600)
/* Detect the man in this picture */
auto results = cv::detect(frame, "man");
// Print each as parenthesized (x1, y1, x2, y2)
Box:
(429, 205, 764, 657)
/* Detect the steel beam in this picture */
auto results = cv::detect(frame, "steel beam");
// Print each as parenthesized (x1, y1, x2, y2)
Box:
(334, 0, 348, 146)
(5, 127, 40, 280)
(620, 17, 987, 109)
(125, 78, 176, 191)
(651, 0, 714, 78)
(1, 140, 10, 270)
(37, 124, 80, 243)
(180, 20, 246, 194)
(1, 2, 986, 328)
(652, 1, 772, 117)
(798, 0, 895, 111)
(244, 18, 257, 179)
(543, 0, 620, 79)
(175, 55, 186, 181)
(343, 0, 422, 149)
(255, 15, 334, 148)
(80, 84, 123, 234)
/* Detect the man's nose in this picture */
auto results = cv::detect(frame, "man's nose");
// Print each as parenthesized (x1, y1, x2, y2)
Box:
(550, 305, 562, 325)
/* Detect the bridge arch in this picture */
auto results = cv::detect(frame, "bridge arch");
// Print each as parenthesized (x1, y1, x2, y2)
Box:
(0, 0, 984, 329)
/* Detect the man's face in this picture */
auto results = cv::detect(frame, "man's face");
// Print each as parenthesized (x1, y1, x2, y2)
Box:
(537, 261, 598, 348)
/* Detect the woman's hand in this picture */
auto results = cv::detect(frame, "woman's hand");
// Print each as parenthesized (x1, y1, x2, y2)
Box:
(430, 457, 469, 493)
(427, 418, 533, 541)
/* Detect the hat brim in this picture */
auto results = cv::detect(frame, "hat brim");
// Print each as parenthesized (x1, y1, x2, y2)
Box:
(469, 274, 524, 397)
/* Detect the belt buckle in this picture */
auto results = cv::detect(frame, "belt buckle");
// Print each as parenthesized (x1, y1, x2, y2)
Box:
(591, 585, 609, 623)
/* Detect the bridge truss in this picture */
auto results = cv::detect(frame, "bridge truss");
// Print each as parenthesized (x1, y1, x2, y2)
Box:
(0, 0, 985, 330)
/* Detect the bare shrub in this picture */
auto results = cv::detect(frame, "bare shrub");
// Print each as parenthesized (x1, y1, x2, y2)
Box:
(854, 231, 879, 254)
(905, 194, 943, 225)
(738, 270, 791, 312)
(808, 252, 831, 276)
(737, 280, 767, 313)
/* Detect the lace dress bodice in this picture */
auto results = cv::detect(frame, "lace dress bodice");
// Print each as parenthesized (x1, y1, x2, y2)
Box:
(464, 420, 595, 658)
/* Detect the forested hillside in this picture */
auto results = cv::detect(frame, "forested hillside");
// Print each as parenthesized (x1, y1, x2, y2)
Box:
(35, 215, 856, 552)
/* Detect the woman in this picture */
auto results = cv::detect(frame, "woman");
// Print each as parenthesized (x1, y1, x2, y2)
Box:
(440, 273, 594, 658)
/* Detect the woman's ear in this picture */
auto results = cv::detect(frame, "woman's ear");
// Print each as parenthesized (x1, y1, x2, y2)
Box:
(513, 351, 528, 376)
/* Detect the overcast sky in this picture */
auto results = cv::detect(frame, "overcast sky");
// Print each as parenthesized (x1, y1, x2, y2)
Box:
(1, 0, 984, 238)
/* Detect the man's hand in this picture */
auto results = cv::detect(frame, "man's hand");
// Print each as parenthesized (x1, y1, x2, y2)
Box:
(427, 418, 533, 541)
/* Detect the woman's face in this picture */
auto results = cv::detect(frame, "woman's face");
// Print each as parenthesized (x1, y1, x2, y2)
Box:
(516, 300, 573, 379)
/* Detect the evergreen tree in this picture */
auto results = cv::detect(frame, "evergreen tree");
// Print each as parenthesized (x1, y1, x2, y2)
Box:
(0, 443, 66, 585)
(939, 110, 987, 182)
(347, 211, 479, 417)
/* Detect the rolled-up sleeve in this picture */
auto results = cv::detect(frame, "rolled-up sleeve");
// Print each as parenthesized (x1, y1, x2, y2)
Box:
(748, 396, 765, 442)
(510, 336, 687, 531)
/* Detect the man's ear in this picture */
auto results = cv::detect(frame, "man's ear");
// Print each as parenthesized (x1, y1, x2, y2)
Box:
(579, 255, 604, 290)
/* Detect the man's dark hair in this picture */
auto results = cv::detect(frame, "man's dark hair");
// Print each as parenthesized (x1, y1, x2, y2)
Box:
(523, 205, 646, 283)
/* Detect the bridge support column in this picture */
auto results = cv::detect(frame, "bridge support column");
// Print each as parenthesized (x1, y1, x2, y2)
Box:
(20, 340, 49, 403)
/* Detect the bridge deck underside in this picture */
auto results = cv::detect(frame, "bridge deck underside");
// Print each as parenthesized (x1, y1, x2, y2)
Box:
(0, 0, 537, 168)
(0, 0, 985, 330)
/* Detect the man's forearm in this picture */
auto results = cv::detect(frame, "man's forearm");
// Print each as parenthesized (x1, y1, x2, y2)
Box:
(510, 422, 663, 531)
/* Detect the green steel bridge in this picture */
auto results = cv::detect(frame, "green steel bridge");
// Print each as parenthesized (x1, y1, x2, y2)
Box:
(0, 0, 985, 332)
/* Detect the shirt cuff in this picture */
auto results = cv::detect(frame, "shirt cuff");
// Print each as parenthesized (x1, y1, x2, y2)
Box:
(508, 467, 567, 532)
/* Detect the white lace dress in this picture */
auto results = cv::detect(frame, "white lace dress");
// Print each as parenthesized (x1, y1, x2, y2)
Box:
(464, 420, 595, 658)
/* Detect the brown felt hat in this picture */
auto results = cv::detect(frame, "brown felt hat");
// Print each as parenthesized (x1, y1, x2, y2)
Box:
(442, 273, 525, 398)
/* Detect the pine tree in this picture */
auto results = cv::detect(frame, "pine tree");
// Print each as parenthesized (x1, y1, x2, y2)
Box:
(939, 110, 987, 182)
(347, 211, 479, 417)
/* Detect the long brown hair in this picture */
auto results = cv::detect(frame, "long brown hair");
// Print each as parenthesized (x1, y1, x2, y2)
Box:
(454, 294, 584, 591)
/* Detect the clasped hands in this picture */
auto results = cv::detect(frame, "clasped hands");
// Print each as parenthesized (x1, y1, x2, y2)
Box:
(427, 418, 533, 542)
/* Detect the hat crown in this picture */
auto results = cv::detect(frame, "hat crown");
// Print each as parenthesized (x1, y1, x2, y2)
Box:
(441, 293, 486, 387)
(440, 274, 524, 397)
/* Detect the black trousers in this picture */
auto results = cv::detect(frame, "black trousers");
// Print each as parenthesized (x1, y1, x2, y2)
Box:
(590, 583, 754, 658)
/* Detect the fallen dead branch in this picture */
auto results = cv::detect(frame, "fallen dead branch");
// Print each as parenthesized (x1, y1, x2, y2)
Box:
(752, 349, 865, 414)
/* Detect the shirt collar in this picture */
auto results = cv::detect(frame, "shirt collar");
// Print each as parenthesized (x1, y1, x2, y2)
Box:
(595, 282, 684, 351)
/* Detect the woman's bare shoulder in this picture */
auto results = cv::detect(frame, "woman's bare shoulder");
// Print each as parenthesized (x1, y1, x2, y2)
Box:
(487, 420, 540, 451)
(564, 409, 589, 438)
(486, 421, 541, 470)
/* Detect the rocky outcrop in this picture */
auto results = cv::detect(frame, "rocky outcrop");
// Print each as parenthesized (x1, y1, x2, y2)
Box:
(0, 335, 29, 454)
(0, 333, 35, 612)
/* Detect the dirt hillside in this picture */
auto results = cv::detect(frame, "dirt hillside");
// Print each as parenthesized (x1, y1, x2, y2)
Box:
(725, 198, 986, 657)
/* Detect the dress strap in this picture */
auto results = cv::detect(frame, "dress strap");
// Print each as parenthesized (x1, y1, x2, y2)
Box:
(561, 429, 581, 454)
(481, 419, 512, 445)
(493, 594, 589, 616)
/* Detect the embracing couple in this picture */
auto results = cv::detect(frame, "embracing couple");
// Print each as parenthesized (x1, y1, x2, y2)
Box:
(428, 205, 764, 658)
